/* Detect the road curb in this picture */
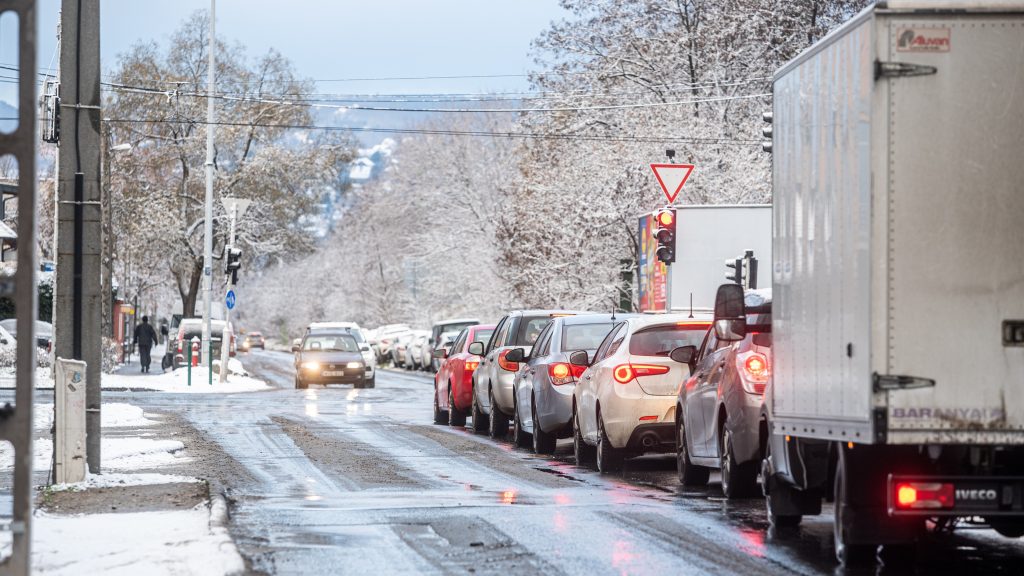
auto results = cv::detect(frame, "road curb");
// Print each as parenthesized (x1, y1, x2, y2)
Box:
(209, 487, 230, 530)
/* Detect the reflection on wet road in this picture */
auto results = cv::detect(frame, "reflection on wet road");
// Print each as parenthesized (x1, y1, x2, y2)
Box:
(107, 350, 1024, 575)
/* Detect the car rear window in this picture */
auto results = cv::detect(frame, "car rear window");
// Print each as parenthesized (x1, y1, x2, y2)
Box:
(439, 322, 476, 338)
(629, 324, 710, 357)
(515, 316, 552, 346)
(562, 323, 615, 351)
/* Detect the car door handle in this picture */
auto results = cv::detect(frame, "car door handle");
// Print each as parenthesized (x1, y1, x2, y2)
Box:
(585, 374, 592, 380)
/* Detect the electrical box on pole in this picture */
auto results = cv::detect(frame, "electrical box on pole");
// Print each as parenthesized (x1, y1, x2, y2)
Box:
(54, 358, 87, 484)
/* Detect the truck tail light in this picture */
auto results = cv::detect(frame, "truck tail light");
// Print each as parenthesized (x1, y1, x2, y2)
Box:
(548, 362, 586, 386)
(613, 364, 670, 384)
(736, 351, 770, 394)
(894, 482, 954, 510)
(498, 350, 519, 372)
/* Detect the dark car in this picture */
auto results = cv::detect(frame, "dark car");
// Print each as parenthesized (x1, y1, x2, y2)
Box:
(241, 331, 265, 351)
(676, 285, 772, 498)
(293, 332, 371, 389)
(509, 314, 632, 454)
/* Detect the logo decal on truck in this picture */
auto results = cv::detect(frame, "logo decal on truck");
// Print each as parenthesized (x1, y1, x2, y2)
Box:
(956, 488, 998, 502)
(891, 407, 1005, 422)
(897, 28, 951, 52)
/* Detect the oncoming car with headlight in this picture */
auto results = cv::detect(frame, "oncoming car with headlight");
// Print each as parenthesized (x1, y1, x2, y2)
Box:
(292, 331, 372, 389)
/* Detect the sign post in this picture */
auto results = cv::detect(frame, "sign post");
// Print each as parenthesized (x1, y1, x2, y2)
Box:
(219, 198, 250, 383)
(648, 158, 695, 312)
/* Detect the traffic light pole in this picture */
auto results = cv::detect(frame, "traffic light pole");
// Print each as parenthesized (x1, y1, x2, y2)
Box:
(218, 202, 237, 384)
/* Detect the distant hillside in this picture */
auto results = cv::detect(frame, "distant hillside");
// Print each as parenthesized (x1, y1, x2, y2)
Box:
(0, 101, 17, 134)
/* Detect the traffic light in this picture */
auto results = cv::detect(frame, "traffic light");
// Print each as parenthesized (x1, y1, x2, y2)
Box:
(725, 257, 743, 285)
(742, 250, 758, 289)
(762, 111, 773, 153)
(654, 208, 676, 264)
(225, 247, 242, 284)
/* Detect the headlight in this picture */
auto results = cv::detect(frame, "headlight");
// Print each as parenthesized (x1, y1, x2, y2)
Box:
(346, 361, 363, 369)
(300, 361, 321, 371)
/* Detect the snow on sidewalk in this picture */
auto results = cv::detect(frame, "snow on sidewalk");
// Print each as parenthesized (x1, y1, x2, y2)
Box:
(32, 505, 245, 576)
(104, 362, 269, 393)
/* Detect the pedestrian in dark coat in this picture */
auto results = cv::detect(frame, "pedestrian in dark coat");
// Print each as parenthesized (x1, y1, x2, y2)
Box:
(134, 315, 159, 373)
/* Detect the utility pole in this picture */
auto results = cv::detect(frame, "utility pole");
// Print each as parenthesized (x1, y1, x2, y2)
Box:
(55, 0, 102, 474)
(201, 0, 216, 370)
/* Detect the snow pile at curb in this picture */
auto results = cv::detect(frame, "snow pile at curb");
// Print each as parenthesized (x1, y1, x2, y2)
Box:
(35, 402, 157, 430)
(103, 366, 269, 393)
(32, 505, 246, 575)
(49, 471, 202, 492)
(0, 437, 186, 472)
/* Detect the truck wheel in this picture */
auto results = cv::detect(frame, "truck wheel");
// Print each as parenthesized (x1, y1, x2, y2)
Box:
(532, 401, 557, 455)
(512, 397, 531, 448)
(470, 387, 488, 433)
(834, 452, 877, 565)
(721, 427, 759, 498)
(448, 386, 467, 427)
(488, 388, 509, 439)
(573, 407, 595, 466)
(677, 418, 710, 486)
(596, 416, 623, 474)
(433, 384, 448, 424)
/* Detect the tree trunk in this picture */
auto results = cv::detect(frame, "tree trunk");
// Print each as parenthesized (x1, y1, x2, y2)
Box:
(180, 259, 203, 317)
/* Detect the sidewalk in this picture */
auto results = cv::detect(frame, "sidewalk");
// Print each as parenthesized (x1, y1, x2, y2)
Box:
(0, 400, 246, 575)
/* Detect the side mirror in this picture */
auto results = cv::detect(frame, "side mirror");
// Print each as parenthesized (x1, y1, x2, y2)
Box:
(433, 348, 448, 359)
(569, 350, 589, 367)
(291, 338, 302, 353)
(669, 345, 697, 365)
(714, 283, 747, 342)
(468, 342, 484, 356)
(360, 345, 370, 352)
(504, 347, 526, 363)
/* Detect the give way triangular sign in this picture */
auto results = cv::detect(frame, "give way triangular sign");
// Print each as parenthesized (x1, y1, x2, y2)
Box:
(650, 163, 695, 204)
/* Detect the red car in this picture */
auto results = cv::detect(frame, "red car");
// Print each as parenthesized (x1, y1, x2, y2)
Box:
(433, 324, 496, 427)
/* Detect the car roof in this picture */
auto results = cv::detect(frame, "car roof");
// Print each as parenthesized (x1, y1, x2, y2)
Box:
(627, 313, 714, 331)
(504, 309, 591, 318)
(308, 321, 360, 330)
(470, 324, 496, 331)
(558, 313, 637, 326)
(432, 318, 479, 326)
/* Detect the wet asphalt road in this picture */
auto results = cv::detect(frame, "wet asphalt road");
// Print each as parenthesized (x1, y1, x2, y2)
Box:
(103, 350, 1024, 575)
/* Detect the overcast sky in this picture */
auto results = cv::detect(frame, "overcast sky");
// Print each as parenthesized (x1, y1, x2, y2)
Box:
(31, 0, 565, 95)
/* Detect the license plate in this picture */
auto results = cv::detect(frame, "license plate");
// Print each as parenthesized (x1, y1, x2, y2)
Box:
(322, 371, 346, 377)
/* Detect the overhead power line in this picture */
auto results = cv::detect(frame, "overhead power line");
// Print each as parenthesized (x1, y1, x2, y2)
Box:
(101, 116, 762, 146)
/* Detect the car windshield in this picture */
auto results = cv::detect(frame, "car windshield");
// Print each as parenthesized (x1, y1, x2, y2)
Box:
(629, 324, 710, 357)
(562, 322, 616, 351)
(304, 334, 358, 352)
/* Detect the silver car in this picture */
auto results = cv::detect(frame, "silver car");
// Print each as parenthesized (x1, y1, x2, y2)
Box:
(468, 310, 586, 438)
(509, 314, 630, 454)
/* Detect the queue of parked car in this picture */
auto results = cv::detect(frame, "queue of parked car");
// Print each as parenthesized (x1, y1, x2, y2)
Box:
(425, 285, 772, 498)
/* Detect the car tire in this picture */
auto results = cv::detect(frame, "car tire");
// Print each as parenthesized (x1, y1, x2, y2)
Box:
(596, 415, 623, 474)
(532, 400, 557, 455)
(677, 417, 710, 486)
(448, 385, 467, 427)
(295, 376, 307, 390)
(573, 406, 595, 467)
(470, 385, 488, 433)
(834, 452, 877, 566)
(721, 426, 759, 498)
(488, 387, 509, 440)
(433, 384, 448, 424)
(762, 440, 802, 528)
(366, 375, 375, 388)
(512, 396, 531, 448)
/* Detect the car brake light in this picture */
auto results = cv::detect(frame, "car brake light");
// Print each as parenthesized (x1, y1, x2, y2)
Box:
(498, 349, 519, 372)
(465, 359, 479, 372)
(894, 482, 954, 509)
(736, 351, 770, 393)
(548, 362, 585, 386)
(613, 364, 669, 384)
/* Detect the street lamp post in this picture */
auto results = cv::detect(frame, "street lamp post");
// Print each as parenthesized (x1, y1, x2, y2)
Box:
(202, 0, 216, 368)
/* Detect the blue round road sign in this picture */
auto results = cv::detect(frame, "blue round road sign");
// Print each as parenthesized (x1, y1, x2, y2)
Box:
(225, 290, 236, 310)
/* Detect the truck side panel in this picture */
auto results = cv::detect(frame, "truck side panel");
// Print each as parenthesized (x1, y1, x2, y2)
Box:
(882, 14, 1024, 442)
(772, 15, 875, 440)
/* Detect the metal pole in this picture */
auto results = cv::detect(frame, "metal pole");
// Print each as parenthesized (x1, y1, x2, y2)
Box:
(201, 0, 216, 367)
(218, 202, 236, 383)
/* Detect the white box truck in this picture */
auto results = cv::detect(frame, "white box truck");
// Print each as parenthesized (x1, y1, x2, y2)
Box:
(758, 1, 1024, 564)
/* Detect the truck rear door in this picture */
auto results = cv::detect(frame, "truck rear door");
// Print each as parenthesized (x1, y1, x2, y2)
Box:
(883, 13, 1024, 443)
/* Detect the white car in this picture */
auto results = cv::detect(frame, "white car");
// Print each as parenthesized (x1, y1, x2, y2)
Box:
(571, 314, 710, 473)
(374, 324, 411, 364)
(304, 322, 376, 384)
(403, 330, 431, 370)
